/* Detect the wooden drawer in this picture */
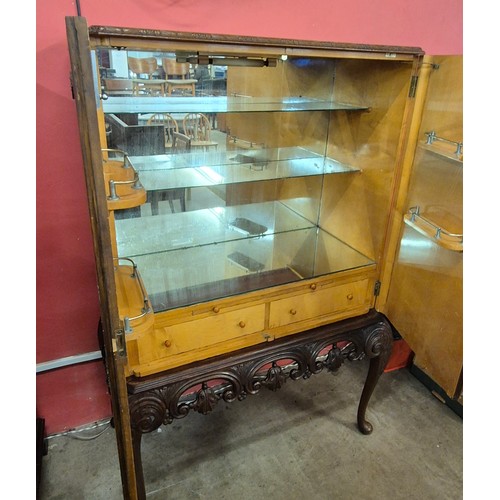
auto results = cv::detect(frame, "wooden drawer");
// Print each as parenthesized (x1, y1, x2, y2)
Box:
(129, 272, 376, 376)
(160, 303, 266, 355)
(269, 279, 370, 328)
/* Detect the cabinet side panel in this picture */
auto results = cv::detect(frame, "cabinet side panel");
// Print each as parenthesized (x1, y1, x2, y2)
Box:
(320, 59, 414, 262)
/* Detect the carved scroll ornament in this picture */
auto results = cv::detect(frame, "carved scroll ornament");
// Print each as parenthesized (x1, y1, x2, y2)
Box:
(128, 317, 393, 435)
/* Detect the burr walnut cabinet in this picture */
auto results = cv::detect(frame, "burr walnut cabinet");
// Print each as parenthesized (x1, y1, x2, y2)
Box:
(66, 16, 462, 499)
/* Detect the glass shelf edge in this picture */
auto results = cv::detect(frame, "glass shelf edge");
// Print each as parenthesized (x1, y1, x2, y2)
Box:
(103, 96, 369, 114)
(128, 149, 361, 191)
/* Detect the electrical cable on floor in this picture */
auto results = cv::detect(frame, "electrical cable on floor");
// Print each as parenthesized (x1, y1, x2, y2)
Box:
(66, 423, 111, 441)
(47, 419, 112, 442)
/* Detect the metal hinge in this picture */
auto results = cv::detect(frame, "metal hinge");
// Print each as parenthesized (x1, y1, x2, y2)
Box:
(408, 75, 419, 98)
(374, 280, 381, 296)
(114, 328, 127, 358)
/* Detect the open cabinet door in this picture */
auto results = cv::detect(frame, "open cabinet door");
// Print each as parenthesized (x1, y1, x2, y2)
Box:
(383, 55, 463, 408)
(65, 17, 141, 499)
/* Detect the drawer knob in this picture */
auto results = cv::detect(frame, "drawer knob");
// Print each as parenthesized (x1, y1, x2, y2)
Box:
(347, 293, 353, 300)
(212, 306, 220, 313)
(239, 321, 246, 328)
(310, 283, 317, 290)
(290, 309, 297, 315)
(164, 340, 172, 348)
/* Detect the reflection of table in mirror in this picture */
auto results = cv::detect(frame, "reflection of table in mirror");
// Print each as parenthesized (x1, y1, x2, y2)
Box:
(166, 79, 197, 96)
(132, 79, 169, 96)
(103, 78, 134, 96)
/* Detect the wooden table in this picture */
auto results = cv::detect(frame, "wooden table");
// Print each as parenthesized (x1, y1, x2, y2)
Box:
(166, 78, 198, 96)
(122, 309, 393, 498)
(132, 78, 169, 96)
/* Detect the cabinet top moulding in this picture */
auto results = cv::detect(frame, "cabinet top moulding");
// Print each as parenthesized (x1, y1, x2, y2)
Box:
(88, 25, 424, 61)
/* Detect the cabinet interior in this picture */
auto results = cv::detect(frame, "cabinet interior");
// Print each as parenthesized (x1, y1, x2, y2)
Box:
(85, 33, 422, 375)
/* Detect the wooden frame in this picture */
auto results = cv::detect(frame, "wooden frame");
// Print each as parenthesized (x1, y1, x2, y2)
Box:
(66, 17, 140, 496)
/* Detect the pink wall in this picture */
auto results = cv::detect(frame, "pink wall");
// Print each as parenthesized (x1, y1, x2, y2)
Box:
(36, 0, 463, 435)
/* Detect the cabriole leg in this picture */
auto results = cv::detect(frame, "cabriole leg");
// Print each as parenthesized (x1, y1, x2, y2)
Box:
(357, 319, 393, 434)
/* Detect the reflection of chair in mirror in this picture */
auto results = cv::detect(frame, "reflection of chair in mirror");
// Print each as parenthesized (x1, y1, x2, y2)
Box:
(128, 56, 158, 78)
(182, 113, 218, 151)
(146, 113, 179, 149)
(172, 131, 192, 153)
(148, 132, 191, 215)
(128, 57, 165, 95)
(162, 58, 197, 96)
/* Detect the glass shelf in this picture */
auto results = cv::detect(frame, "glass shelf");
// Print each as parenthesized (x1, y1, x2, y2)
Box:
(134, 227, 374, 312)
(129, 147, 360, 191)
(103, 96, 368, 114)
(116, 201, 317, 256)
(119, 226, 374, 311)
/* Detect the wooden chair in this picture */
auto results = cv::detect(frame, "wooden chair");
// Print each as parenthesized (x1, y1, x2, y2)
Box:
(146, 113, 179, 149)
(172, 131, 192, 153)
(148, 132, 191, 215)
(182, 113, 218, 151)
(128, 57, 158, 78)
(162, 58, 197, 96)
(128, 57, 165, 95)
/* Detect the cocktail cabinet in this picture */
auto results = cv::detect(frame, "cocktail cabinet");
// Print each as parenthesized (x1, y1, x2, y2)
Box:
(66, 16, 462, 499)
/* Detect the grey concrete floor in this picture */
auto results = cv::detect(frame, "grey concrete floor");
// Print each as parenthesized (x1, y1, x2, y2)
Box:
(38, 361, 462, 499)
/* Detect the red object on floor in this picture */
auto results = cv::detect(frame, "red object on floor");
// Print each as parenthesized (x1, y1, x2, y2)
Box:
(313, 339, 413, 373)
(384, 339, 414, 372)
(36, 361, 112, 435)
